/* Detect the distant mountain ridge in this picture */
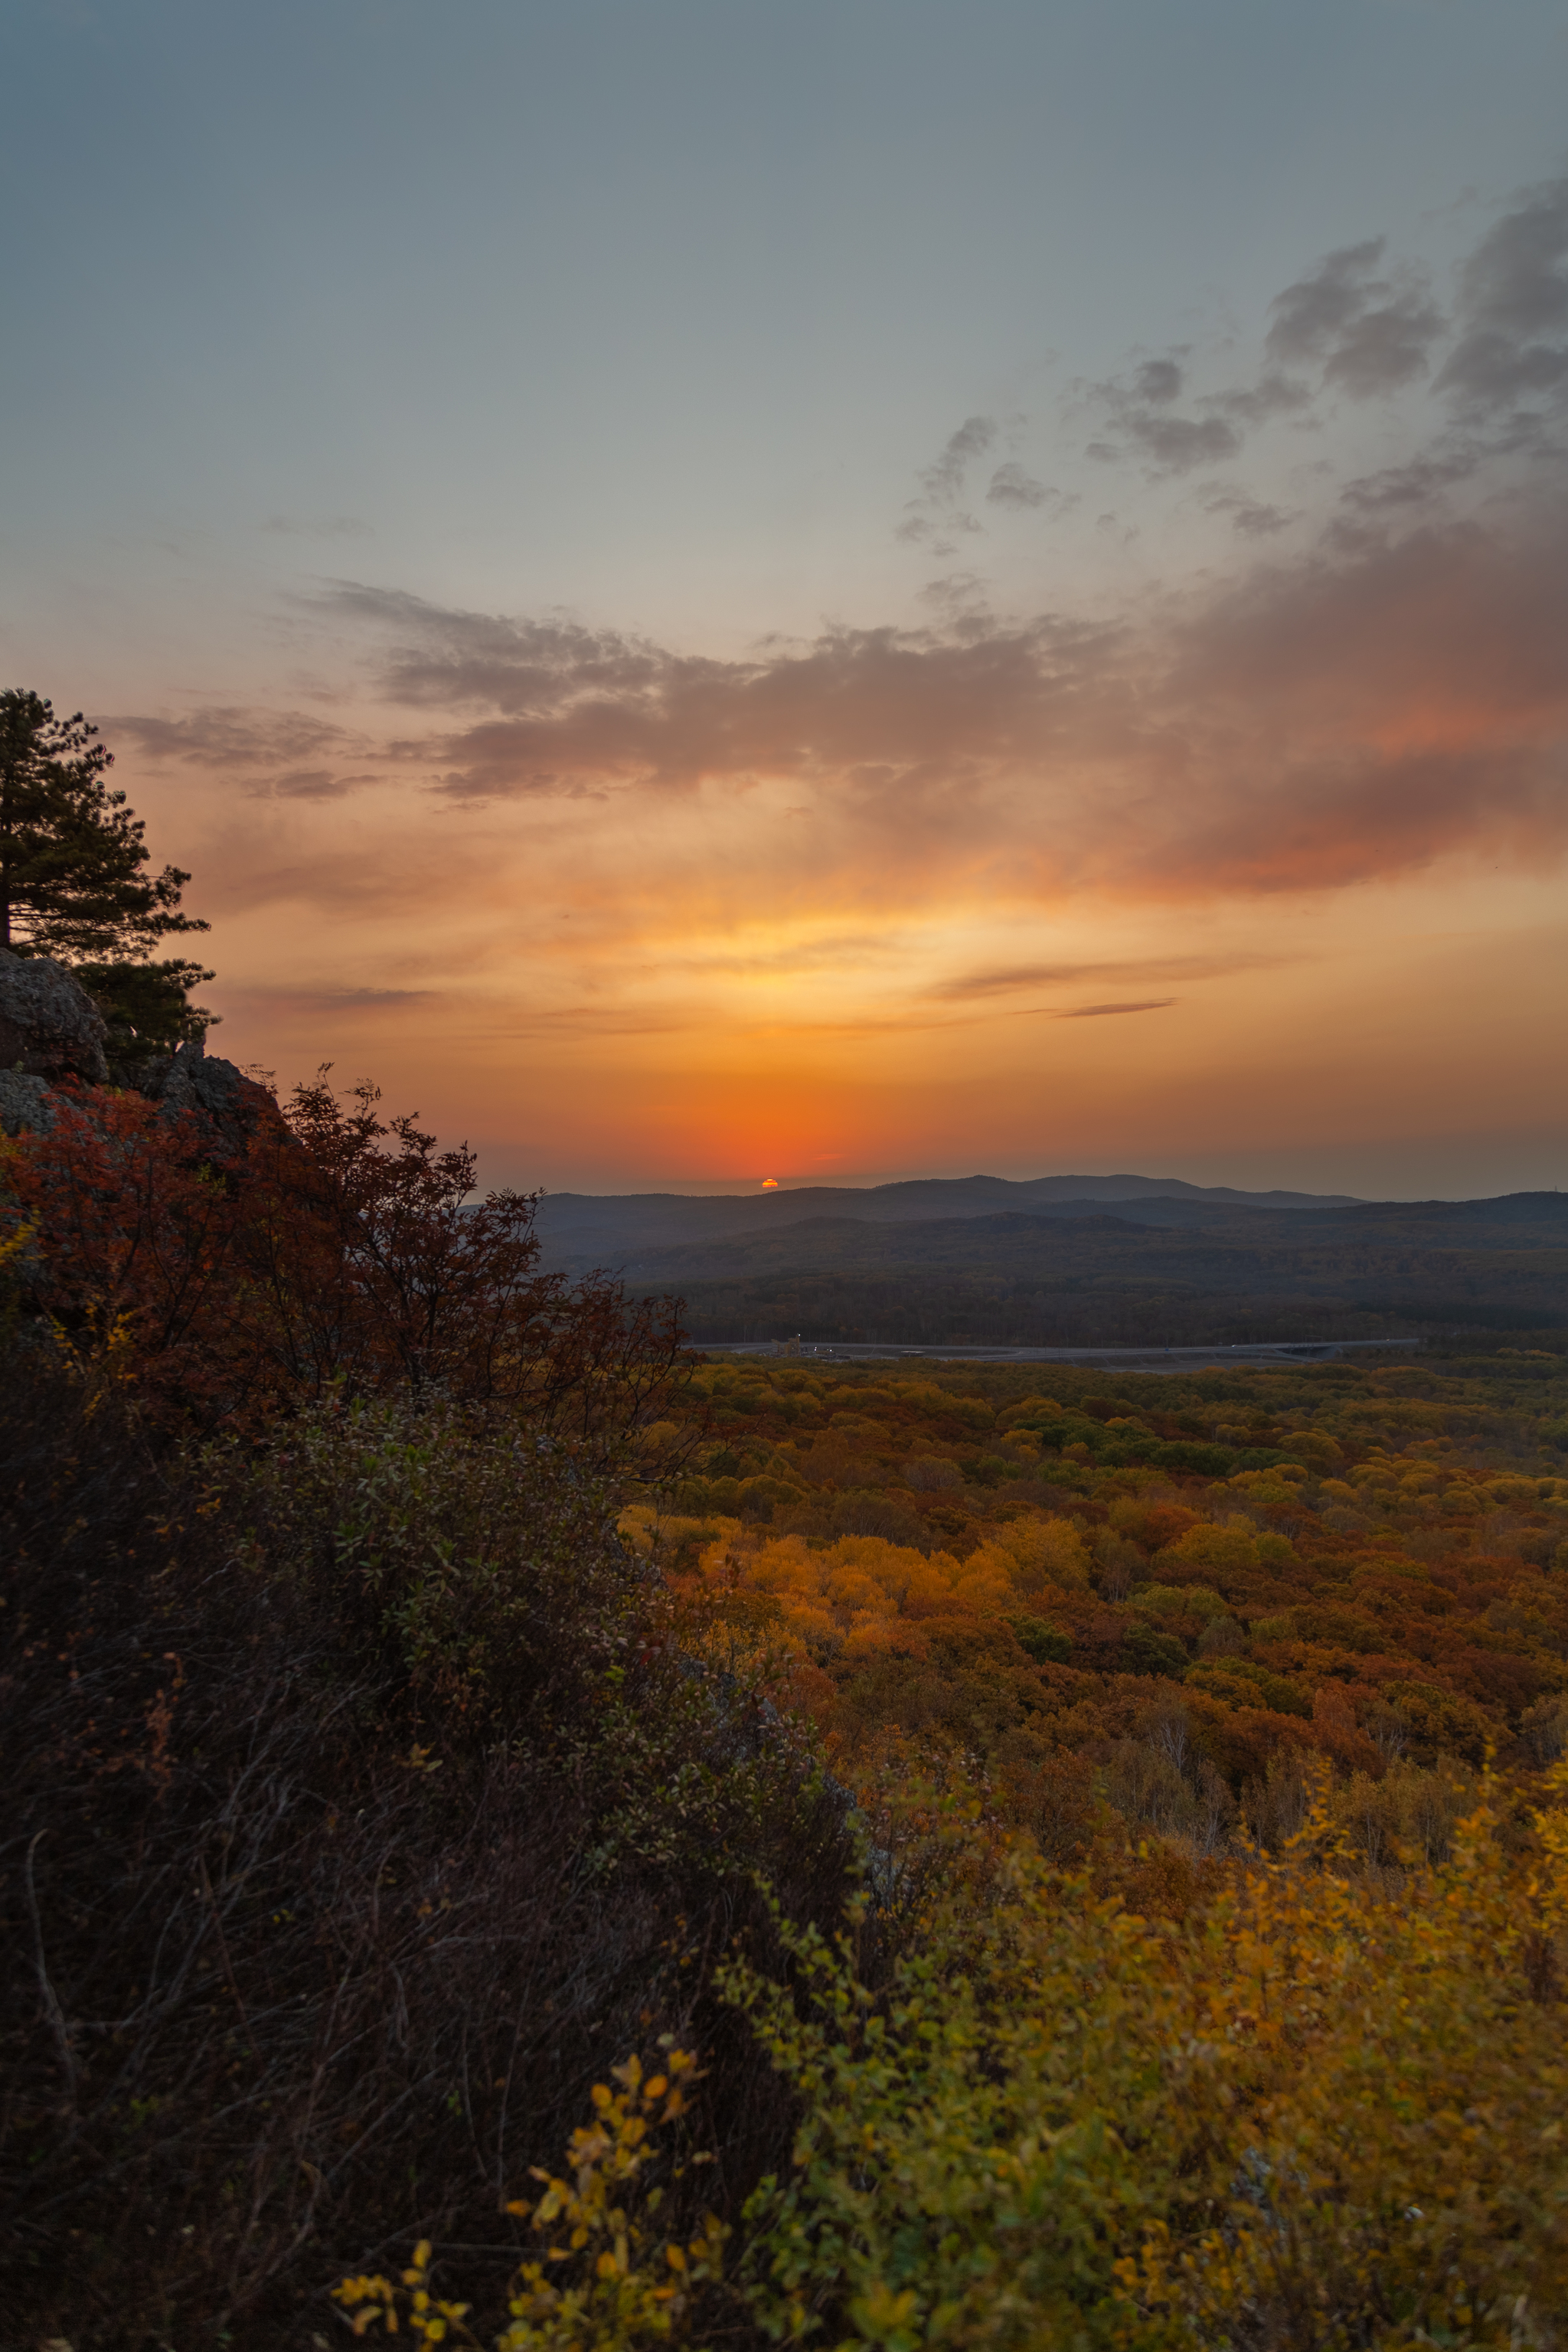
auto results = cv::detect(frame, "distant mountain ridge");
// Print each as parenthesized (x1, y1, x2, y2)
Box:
(531, 1180, 1568, 1351)
(533, 1171, 1363, 1272)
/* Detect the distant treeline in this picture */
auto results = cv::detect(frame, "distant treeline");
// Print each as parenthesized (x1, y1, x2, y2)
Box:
(629, 1197, 1568, 1348)
(668, 1266, 1564, 1349)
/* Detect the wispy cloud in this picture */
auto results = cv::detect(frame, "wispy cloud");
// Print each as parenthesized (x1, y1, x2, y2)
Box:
(897, 416, 1070, 548)
(928, 954, 1285, 1001)
(234, 984, 436, 1011)
(985, 459, 1055, 511)
(109, 707, 384, 799)
(1060, 998, 1175, 1019)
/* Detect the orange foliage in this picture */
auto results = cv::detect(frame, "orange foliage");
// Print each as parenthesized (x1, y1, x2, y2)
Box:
(625, 1349, 1568, 1847)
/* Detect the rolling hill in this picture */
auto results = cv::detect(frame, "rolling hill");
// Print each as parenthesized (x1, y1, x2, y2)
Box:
(535, 1182, 1568, 1351)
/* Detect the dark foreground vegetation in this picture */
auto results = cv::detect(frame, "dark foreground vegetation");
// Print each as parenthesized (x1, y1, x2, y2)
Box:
(0, 1069, 852, 2344)
(5, 1068, 1568, 2350)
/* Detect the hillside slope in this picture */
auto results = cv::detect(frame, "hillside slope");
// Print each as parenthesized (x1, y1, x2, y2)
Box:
(609, 1194, 1568, 1348)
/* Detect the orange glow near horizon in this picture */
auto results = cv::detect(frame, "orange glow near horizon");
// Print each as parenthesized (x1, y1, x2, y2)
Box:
(182, 860, 1568, 1197)
(95, 456, 1568, 1201)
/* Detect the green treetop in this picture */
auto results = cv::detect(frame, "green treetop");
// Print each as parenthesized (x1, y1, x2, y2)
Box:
(1, 688, 217, 1056)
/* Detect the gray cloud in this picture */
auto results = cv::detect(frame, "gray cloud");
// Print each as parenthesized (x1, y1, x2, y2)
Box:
(897, 414, 998, 546)
(260, 767, 388, 801)
(1266, 239, 1390, 364)
(985, 460, 1054, 511)
(1338, 452, 1480, 511)
(1132, 359, 1184, 405)
(1436, 175, 1568, 422)
(1086, 206, 1522, 507)
(916, 570, 995, 621)
(320, 584, 1125, 802)
(110, 706, 383, 801)
(266, 767, 340, 799)
(112, 707, 357, 765)
(1198, 485, 1292, 537)
(304, 487, 1568, 907)
(1263, 238, 1446, 395)
(1321, 283, 1446, 397)
(929, 954, 1282, 1001)
(317, 587, 666, 712)
(1207, 371, 1312, 426)
(921, 414, 997, 498)
(899, 420, 1070, 542)
(1090, 361, 1250, 475)
(1016, 181, 1568, 550)
(1122, 412, 1242, 471)
(242, 985, 435, 1008)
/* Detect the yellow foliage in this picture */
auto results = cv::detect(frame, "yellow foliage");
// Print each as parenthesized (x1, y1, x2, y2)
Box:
(982, 1513, 1090, 1592)
(1534, 1753, 1568, 1936)
(1165, 1515, 1260, 1573)
(616, 1506, 741, 1560)
(723, 1775, 1568, 2351)
(334, 2050, 725, 2350)
(337, 1777, 1568, 2352)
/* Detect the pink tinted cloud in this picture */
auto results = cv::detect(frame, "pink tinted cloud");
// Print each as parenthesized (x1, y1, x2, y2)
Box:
(305, 497, 1568, 906)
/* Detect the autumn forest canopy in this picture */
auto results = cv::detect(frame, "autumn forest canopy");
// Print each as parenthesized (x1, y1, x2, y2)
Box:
(4, 710, 1568, 2350)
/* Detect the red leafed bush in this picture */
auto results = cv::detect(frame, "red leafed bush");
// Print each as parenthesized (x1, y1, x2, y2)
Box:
(2, 1070, 686, 1447)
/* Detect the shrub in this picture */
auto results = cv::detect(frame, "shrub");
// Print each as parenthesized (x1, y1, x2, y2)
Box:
(0, 1357, 854, 2347)
(332, 2052, 727, 2350)
(717, 1782, 1568, 2352)
(1, 1071, 688, 1449)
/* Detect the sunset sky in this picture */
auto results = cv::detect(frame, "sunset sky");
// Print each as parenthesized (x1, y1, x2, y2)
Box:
(5, 0, 1566, 1198)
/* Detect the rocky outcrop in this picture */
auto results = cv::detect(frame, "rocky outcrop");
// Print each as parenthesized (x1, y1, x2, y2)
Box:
(0, 949, 109, 1086)
(0, 1071, 56, 1138)
(0, 954, 275, 1158)
(132, 1037, 277, 1161)
(137, 1036, 248, 1122)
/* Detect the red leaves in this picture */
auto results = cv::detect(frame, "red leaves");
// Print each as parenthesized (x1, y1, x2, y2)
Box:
(3, 1070, 687, 1442)
(5, 1085, 264, 1412)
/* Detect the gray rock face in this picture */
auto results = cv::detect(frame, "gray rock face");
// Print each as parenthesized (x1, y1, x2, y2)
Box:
(0, 1070, 55, 1137)
(0, 955, 282, 1165)
(140, 1039, 240, 1120)
(136, 1040, 270, 1156)
(0, 949, 110, 1085)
